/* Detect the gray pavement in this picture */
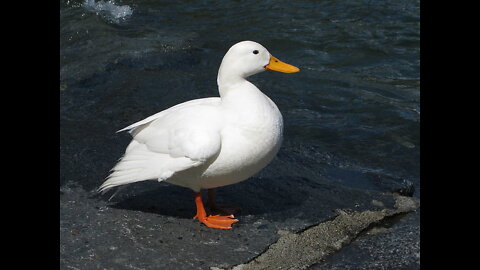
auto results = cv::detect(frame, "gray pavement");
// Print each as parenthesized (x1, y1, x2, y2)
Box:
(60, 157, 418, 269)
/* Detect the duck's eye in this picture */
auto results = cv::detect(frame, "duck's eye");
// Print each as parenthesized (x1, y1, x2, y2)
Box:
(253, 50, 259, 55)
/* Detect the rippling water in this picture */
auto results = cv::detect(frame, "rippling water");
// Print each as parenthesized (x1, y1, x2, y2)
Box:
(60, 0, 419, 195)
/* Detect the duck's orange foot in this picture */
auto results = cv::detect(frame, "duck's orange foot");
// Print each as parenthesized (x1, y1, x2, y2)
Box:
(194, 214, 239, 230)
(193, 191, 239, 230)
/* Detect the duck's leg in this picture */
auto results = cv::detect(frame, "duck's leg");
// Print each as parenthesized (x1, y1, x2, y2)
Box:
(206, 189, 241, 215)
(193, 191, 238, 229)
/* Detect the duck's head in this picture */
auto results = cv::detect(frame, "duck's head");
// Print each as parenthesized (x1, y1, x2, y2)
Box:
(217, 41, 299, 85)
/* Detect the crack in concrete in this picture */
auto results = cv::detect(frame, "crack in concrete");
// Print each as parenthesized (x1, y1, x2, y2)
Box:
(215, 194, 419, 270)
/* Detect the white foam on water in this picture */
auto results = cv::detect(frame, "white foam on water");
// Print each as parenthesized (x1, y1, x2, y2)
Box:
(83, 0, 133, 21)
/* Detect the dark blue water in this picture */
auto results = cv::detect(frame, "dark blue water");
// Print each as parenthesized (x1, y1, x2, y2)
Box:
(60, 0, 419, 195)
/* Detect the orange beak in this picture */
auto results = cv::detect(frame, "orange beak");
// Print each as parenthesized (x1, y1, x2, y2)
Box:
(264, 55, 300, 73)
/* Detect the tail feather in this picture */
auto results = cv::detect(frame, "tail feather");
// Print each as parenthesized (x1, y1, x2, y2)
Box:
(98, 140, 200, 195)
(98, 143, 176, 194)
(98, 167, 152, 194)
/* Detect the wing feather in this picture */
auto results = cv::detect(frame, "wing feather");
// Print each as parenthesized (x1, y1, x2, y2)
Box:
(117, 97, 220, 134)
(98, 98, 223, 193)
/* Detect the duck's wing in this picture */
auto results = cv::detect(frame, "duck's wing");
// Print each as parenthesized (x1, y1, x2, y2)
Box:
(117, 97, 220, 136)
(98, 97, 222, 193)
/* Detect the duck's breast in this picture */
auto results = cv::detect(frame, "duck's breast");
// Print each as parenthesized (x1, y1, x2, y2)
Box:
(199, 89, 283, 188)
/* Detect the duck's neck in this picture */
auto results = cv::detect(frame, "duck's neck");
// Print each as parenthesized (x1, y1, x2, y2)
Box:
(217, 52, 261, 97)
(217, 71, 247, 98)
(217, 75, 267, 111)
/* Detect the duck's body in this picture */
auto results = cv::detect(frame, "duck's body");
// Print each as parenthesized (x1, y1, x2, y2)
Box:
(99, 41, 299, 229)
(194, 82, 283, 190)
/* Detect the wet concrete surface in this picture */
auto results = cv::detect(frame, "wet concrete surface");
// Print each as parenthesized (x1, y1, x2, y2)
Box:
(60, 127, 418, 269)
(231, 195, 419, 270)
(311, 209, 420, 270)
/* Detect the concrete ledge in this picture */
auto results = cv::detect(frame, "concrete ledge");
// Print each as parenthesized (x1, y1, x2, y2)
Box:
(226, 195, 419, 270)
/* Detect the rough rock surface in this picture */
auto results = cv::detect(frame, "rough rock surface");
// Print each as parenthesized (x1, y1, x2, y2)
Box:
(229, 195, 419, 270)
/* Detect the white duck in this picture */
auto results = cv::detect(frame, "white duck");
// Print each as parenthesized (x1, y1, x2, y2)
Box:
(98, 41, 299, 229)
